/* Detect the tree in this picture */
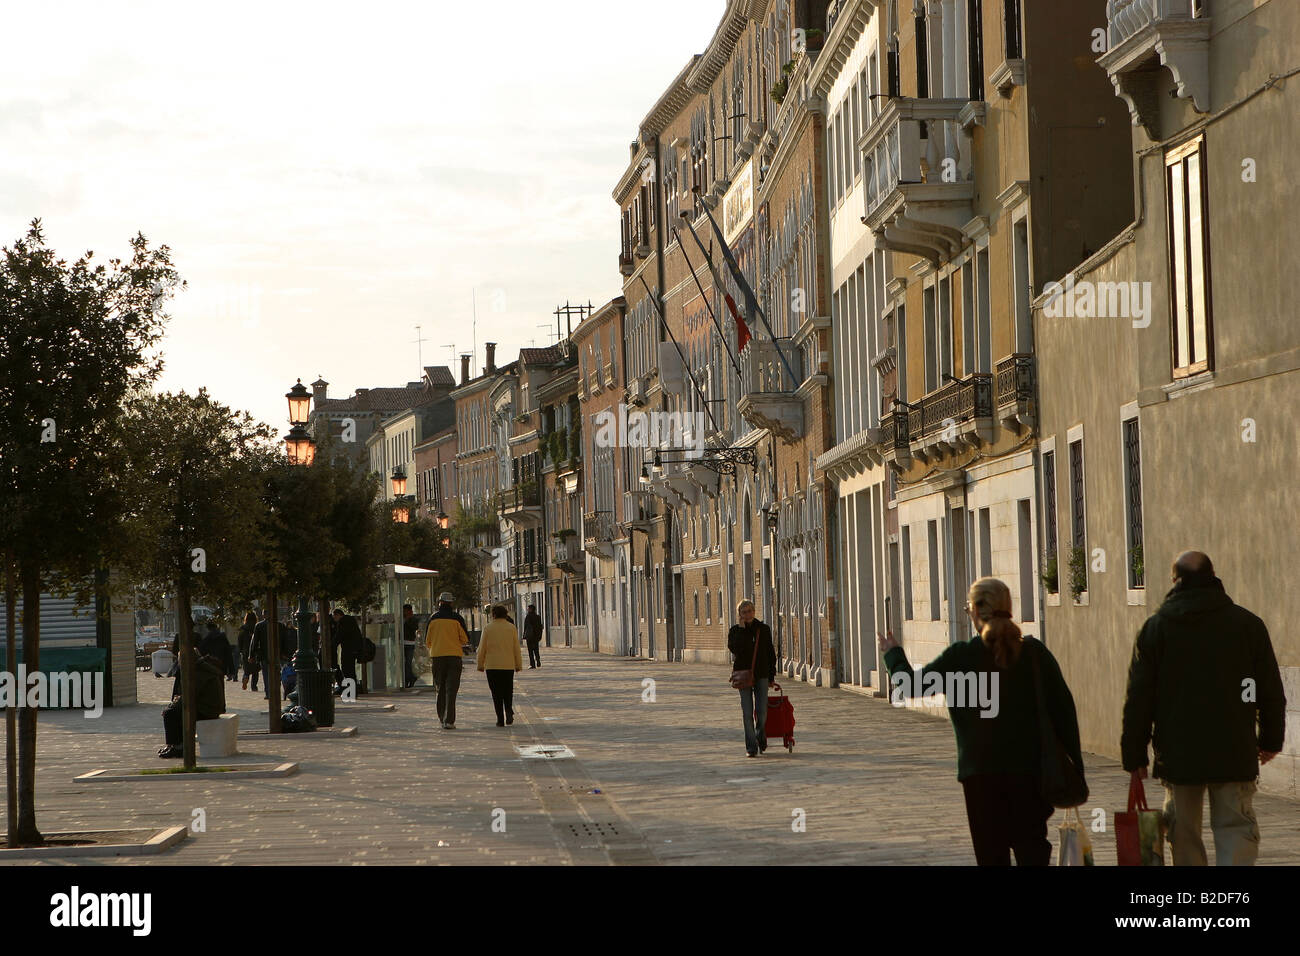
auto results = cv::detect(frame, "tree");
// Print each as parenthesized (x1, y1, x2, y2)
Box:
(117, 390, 277, 767)
(0, 221, 177, 847)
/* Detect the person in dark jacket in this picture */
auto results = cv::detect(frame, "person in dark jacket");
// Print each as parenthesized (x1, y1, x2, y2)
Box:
(250, 611, 297, 700)
(159, 634, 227, 758)
(331, 608, 364, 695)
(1121, 551, 1286, 866)
(402, 604, 420, 688)
(237, 611, 256, 690)
(879, 577, 1084, 866)
(727, 600, 777, 758)
(522, 604, 543, 668)
(201, 619, 238, 682)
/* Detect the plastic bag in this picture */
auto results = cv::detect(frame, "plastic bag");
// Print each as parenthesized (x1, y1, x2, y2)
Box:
(1057, 806, 1094, 866)
(280, 704, 317, 733)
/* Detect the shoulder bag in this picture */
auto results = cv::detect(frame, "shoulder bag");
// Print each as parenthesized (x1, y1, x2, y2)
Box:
(1030, 641, 1089, 808)
(729, 627, 760, 690)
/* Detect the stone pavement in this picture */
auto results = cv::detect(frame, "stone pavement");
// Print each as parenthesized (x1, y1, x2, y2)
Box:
(3, 647, 1297, 865)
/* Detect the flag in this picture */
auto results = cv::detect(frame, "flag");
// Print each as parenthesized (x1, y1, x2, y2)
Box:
(724, 292, 751, 352)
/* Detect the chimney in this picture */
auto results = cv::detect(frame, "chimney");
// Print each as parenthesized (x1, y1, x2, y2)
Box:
(485, 342, 497, 373)
(460, 353, 472, 385)
(311, 377, 328, 403)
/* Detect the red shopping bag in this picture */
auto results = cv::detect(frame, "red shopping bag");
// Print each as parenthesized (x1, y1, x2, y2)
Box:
(1116, 774, 1164, 866)
(764, 682, 796, 751)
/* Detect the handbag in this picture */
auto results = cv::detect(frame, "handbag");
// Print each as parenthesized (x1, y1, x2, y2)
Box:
(1057, 806, 1094, 866)
(729, 627, 760, 690)
(1116, 775, 1165, 866)
(1029, 641, 1089, 808)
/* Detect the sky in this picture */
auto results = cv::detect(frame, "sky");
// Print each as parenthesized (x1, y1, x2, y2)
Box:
(0, 0, 724, 435)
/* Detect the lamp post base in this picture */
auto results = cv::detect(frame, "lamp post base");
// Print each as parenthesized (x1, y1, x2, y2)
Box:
(296, 668, 335, 728)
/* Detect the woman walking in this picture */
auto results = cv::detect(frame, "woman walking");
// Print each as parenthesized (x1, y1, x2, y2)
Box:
(726, 599, 776, 758)
(878, 577, 1085, 866)
(237, 611, 257, 691)
(477, 604, 522, 727)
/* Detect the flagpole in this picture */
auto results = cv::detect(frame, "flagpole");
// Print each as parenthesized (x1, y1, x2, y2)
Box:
(673, 226, 741, 380)
(694, 198, 798, 386)
(636, 273, 721, 437)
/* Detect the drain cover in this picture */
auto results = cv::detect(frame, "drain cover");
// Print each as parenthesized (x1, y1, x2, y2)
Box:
(516, 744, 576, 759)
(567, 822, 620, 839)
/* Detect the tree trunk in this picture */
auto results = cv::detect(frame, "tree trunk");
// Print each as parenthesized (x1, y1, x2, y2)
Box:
(16, 561, 43, 846)
(319, 597, 333, 681)
(266, 590, 281, 734)
(4, 550, 17, 846)
(177, 581, 197, 770)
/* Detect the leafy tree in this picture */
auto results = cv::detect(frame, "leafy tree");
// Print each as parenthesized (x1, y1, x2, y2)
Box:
(117, 390, 277, 767)
(0, 221, 177, 846)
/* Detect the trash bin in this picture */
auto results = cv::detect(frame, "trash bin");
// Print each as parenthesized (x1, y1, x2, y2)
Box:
(368, 644, 387, 692)
(151, 648, 174, 676)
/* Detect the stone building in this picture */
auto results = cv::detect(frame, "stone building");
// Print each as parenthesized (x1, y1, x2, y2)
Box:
(1036, 0, 1299, 796)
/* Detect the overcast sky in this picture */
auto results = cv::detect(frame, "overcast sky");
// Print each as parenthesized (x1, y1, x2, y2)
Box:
(0, 0, 722, 434)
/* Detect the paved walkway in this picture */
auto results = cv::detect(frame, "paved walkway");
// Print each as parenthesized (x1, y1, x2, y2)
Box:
(3, 647, 1297, 865)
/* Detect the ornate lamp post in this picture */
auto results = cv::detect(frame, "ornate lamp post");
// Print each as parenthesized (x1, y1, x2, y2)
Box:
(285, 378, 333, 727)
(391, 466, 412, 522)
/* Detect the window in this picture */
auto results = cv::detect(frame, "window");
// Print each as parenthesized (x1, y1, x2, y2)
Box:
(915, 9, 930, 98)
(978, 507, 992, 578)
(1166, 135, 1212, 376)
(1123, 417, 1145, 589)
(923, 284, 937, 393)
(705, 591, 712, 625)
(1003, 0, 1022, 61)
(1042, 449, 1057, 593)
(961, 260, 975, 375)
(968, 0, 985, 100)
(938, 273, 953, 383)
(1069, 436, 1086, 594)
(1013, 217, 1031, 352)
(1017, 499, 1034, 622)
(976, 245, 992, 373)
(693, 591, 700, 625)
(902, 524, 914, 618)
(927, 520, 941, 621)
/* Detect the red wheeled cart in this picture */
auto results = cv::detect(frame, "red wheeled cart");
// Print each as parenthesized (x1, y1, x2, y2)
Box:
(764, 682, 796, 751)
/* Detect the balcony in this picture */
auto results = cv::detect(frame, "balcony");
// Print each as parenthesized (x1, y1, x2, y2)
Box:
(860, 97, 986, 263)
(1100, 1, 1209, 135)
(737, 338, 805, 443)
(626, 374, 647, 407)
(906, 374, 994, 462)
(511, 560, 543, 581)
(875, 407, 912, 472)
(622, 489, 656, 534)
(619, 251, 635, 276)
(995, 353, 1035, 431)
(583, 510, 616, 558)
(498, 483, 542, 529)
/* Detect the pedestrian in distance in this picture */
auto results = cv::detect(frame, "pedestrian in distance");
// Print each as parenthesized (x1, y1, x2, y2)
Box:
(402, 603, 420, 688)
(727, 599, 776, 758)
(237, 611, 256, 690)
(426, 591, 470, 729)
(1121, 551, 1286, 866)
(331, 607, 364, 695)
(523, 603, 543, 668)
(878, 576, 1085, 866)
(200, 619, 237, 682)
(477, 604, 523, 726)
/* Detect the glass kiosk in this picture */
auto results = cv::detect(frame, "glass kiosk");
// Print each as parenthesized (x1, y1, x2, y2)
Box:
(365, 564, 438, 691)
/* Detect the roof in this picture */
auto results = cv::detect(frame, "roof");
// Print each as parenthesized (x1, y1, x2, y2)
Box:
(518, 345, 568, 366)
(423, 365, 456, 387)
(314, 385, 438, 414)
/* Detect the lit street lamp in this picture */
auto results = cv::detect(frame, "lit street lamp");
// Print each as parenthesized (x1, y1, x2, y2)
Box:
(391, 467, 412, 522)
(285, 378, 333, 727)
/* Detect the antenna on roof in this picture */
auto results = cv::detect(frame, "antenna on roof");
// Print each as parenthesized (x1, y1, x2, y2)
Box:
(413, 325, 429, 375)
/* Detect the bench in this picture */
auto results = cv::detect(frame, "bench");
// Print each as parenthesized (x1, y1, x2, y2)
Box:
(196, 713, 240, 758)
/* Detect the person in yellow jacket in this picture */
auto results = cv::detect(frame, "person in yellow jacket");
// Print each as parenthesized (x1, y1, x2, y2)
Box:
(477, 605, 523, 727)
(425, 592, 469, 729)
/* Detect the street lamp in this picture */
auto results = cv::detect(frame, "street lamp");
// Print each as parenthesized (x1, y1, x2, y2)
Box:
(436, 510, 449, 530)
(285, 378, 332, 728)
(391, 466, 408, 497)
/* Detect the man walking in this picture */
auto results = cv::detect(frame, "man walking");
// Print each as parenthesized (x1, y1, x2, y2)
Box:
(402, 603, 420, 688)
(1121, 551, 1286, 865)
(250, 610, 297, 701)
(331, 607, 364, 696)
(426, 592, 469, 728)
(523, 604, 543, 668)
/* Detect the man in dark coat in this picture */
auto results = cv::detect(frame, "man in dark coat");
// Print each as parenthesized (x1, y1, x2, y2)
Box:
(402, 604, 421, 688)
(726, 600, 777, 757)
(522, 604, 543, 669)
(331, 607, 364, 695)
(250, 611, 297, 701)
(159, 633, 227, 758)
(1121, 551, 1286, 865)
